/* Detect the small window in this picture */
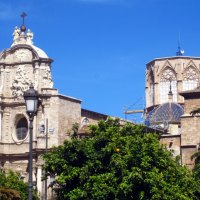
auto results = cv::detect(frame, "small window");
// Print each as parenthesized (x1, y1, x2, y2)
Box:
(81, 117, 89, 126)
(16, 118, 28, 140)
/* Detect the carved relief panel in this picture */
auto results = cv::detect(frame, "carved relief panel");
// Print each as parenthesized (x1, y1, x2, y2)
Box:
(14, 49, 33, 62)
(1, 49, 33, 63)
(11, 65, 32, 97)
(42, 65, 53, 88)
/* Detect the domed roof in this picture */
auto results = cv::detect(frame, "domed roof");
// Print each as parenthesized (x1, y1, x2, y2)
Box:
(11, 27, 49, 59)
(31, 45, 48, 58)
(147, 102, 184, 126)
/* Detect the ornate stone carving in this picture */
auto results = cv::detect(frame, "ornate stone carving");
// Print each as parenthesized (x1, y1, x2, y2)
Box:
(182, 66, 199, 91)
(2, 49, 33, 63)
(161, 68, 176, 82)
(14, 49, 32, 62)
(183, 67, 198, 81)
(12, 27, 20, 45)
(11, 26, 34, 46)
(43, 66, 53, 88)
(2, 54, 13, 63)
(11, 65, 31, 97)
(26, 29, 34, 45)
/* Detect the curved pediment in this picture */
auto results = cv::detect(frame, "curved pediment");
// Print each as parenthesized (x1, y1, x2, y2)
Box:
(0, 46, 33, 64)
(0, 45, 51, 65)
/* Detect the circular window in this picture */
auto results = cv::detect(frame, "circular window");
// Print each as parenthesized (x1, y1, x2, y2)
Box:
(16, 117, 28, 141)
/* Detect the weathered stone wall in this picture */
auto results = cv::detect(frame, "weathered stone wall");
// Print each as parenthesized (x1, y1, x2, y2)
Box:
(180, 92, 200, 167)
(81, 108, 107, 124)
(181, 116, 200, 146)
(57, 95, 81, 144)
(160, 135, 181, 157)
(181, 146, 197, 169)
(184, 98, 200, 114)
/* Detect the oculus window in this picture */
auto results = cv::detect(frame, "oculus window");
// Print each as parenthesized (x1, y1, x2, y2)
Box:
(16, 117, 28, 140)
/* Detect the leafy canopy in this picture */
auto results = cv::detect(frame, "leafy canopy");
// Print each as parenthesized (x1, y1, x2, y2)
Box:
(43, 118, 200, 200)
(0, 170, 38, 200)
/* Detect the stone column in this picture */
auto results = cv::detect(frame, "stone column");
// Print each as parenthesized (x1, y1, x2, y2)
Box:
(0, 67, 4, 95)
(154, 82, 159, 105)
(0, 109, 2, 141)
(177, 80, 183, 103)
(34, 62, 40, 91)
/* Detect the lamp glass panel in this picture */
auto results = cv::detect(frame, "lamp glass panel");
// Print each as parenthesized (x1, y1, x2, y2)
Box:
(26, 99, 35, 113)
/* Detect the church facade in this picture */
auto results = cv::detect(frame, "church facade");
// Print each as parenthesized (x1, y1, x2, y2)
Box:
(2, 18, 200, 199)
(0, 24, 107, 199)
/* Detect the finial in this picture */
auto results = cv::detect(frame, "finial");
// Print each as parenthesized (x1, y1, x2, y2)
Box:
(169, 79, 172, 94)
(168, 79, 173, 102)
(20, 12, 27, 32)
(176, 33, 184, 56)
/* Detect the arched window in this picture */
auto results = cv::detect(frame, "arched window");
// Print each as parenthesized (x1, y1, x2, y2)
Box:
(160, 68, 177, 103)
(81, 117, 89, 126)
(16, 117, 28, 140)
(183, 66, 199, 91)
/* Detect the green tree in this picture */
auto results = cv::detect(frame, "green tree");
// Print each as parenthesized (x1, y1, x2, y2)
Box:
(0, 170, 38, 200)
(43, 118, 200, 200)
(70, 122, 79, 139)
(0, 188, 20, 200)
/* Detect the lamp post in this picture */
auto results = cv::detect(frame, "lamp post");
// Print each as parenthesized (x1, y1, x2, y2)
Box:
(24, 84, 39, 200)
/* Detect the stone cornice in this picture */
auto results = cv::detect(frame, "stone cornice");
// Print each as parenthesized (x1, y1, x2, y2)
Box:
(0, 44, 53, 64)
(146, 56, 200, 66)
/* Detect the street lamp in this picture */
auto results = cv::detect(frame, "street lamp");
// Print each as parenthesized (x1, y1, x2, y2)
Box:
(24, 84, 39, 200)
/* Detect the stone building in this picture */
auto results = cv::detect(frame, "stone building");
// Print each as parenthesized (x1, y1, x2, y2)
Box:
(145, 49, 200, 169)
(0, 24, 107, 199)
(2, 17, 200, 199)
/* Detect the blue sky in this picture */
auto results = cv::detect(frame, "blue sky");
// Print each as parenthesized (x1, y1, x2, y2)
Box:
(0, 0, 200, 122)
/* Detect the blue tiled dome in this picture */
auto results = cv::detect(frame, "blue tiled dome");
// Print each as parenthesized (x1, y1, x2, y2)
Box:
(147, 102, 184, 126)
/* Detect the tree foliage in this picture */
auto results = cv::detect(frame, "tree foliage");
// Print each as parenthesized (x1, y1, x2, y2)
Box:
(43, 118, 200, 200)
(0, 170, 38, 200)
(0, 188, 20, 200)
